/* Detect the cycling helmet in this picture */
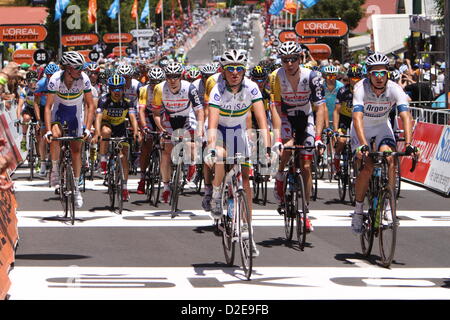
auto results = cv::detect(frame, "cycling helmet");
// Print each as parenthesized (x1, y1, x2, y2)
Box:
(60, 51, 85, 68)
(347, 65, 363, 78)
(164, 62, 184, 75)
(147, 66, 165, 81)
(116, 63, 134, 76)
(220, 49, 247, 66)
(86, 63, 100, 73)
(200, 64, 217, 77)
(277, 41, 301, 56)
(107, 74, 126, 87)
(250, 65, 268, 78)
(186, 67, 201, 81)
(98, 72, 107, 83)
(389, 69, 401, 82)
(322, 65, 339, 74)
(365, 52, 389, 69)
(44, 63, 60, 75)
(159, 59, 170, 69)
(26, 70, 38, 81)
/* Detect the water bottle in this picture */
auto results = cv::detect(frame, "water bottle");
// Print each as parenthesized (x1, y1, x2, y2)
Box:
(90, 143, 97, 162)
(227, 198, 234, 219)
(374, 167, 381, 177)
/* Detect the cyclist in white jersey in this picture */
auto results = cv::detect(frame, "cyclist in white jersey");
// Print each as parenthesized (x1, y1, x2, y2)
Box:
(43, 51, 96, 209)
(350, 53, 417, 234)
(205, 49, 271, 257)
(117, 63, 143, 109)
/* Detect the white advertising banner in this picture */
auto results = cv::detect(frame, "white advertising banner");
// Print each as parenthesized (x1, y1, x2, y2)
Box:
(424, 125, 450, 195)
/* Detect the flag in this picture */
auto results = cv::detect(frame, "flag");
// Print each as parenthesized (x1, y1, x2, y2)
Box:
(140, 0, 150, 23)
(299, 0, 320, 8)
(54, 0, 71, 22)
(269, 0, 285, 15)
(131, 0, 138, 19)
(88, 0, 97, 24)
(155, 0, 163, 14)
(283, 0, 297, 14)
(107, 0, 120, 19)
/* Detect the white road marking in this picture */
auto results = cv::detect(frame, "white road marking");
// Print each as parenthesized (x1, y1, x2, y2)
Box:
(8, 266, 450, 300)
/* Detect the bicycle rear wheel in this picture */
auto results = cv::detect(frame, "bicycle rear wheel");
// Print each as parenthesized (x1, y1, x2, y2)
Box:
(394, 157, 401, 199)
(107, 158, 115, 210)
(311, 153, 318, 201)
(237, 190, 253, 280)
(348, 159, 356, 205)
(337, 159, 347, 203)
(170, 162, 182, 216)
(114, 157, 124, 215)
(317, 153, 325, 179)
(379, 188, 398, 268)
(28, 134, 35, 181)
(326, 142, 334, 182)
(294, 173, 307, 251)
(59, 162, 68, 216)
(147, 150, 161, 207)
(221, 185, 235, 266)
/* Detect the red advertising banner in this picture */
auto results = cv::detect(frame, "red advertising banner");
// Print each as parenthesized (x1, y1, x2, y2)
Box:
(400, 122, 444, 183)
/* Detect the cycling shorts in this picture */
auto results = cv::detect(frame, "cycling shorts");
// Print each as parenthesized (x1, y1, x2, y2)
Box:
(350, 122, 396, 152)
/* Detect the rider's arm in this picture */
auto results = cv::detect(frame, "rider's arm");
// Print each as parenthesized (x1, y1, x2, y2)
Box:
(333, 103, 341, 132)
(253, 99, 271, 149)
(269, 100, 281, 144)
(352, 84, 367, 146)
(189, 83, 204, 137)
(207, 105, 219, 151)
(83, 90, 96, 132)
(138, 86, 148, 128)
(44, 92, 55, 133)
(151, 83, 165, 132)
(16, 97, 25, 119)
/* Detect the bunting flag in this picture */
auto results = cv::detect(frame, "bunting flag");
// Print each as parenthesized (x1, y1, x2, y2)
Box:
(283, 0, 297, 14)
(88, 0, 97, 24)
(155, 0, 163, 14)
(299, 0, 320, 8)
(107, 0, 120, 19)
(269, 0, 285, 15)
(140, 0, 150, 22)
(131, 0, 138, 19)
(54, 0, 71, 22)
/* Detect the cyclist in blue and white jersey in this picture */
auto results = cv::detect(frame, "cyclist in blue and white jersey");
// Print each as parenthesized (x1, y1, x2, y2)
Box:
(322, 65, 344, 128)
(350, 53, 418, 234)
(34, 63, 60, 176)
(205, 49, 271, 257)
(17, 71, 39, 152)
(43, 51, 96, 209)
(116, 63, 143, 109)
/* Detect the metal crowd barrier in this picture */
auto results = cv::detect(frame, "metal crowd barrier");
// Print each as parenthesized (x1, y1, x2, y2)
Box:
(409, 102, 450, 125)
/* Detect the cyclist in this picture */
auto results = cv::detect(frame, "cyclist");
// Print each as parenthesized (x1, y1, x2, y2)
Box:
(185, 67, 202, 83)
(34, 63, 60, 176)
(43, 51, 96, 209)
(270, 41, 326, 232)
(136, 66, 166, 195)
(205, 49, 271, 257)
(151, 62, 204, 203)
(322, 65, 344, 129)
(85, 63, 102, 104)
(92, 75, 140, 201)
(333, 65, 363, 175)
(350, 53, 417, 234)
(195, 64, 219, 211)
(17, 71, 39, 152)
(116, 63, 143, 109)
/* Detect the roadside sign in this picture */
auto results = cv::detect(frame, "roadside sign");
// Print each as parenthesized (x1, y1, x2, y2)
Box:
(304, 44, 332, 60)
(103, 33, 133, 44)
(33, 49, 50, 65)
(77, 50, 91, 63)
(278, 30, 316, 44)
(113, 46, 128, 57)
(0, 24, 48, 42)
(12, 49, 36, 65)
(295, 19, 349, 38)
(130, 29, 154, 38)
(62, 33, 99, 47)
(88, 50, 100, 62)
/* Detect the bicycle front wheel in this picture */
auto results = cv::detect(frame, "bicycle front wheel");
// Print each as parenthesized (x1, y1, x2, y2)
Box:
(282, 173, 294, 241)
(326, 143, 334, 182)
(311, 153, 318, 201)
(114, 156, 124, 215)
(237, 190, 253, 280)
(294, 173, 308, 251)
(379, 188, 398, 268)
(66, 164, 76, 225)
(170, 162, 182, 216)
(221, 185, 235, 266)
(147, 150, 161, 207)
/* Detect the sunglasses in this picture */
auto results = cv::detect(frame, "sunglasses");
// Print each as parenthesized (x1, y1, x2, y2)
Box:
(326, 74, 337, 78)
(110, 87, 124, 92)
(224, 65, 246, 73)
(281, 56, 299, 63)
(166, 74, 181, 79)
(70, 65, 84, 71)
(350, 77, 361, 81)
(369, 70, 388, 78)
(252, 78, 266, 83)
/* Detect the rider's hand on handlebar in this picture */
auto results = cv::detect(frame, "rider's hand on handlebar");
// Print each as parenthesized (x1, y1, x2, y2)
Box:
(44, 130, 53, 143)
(405, 143, 419, 156)
(356, 144, 369, 159)
(204, 148, 216, 167)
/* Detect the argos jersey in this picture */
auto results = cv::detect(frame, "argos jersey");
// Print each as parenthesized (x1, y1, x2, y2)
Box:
(152, 80, 202, 130)
(124, 78, 143, 108)
(335, 85, 354, 118)
(208, 77, 262, 128)
(352, 79, 409, 127)
(270, 67, 325, 116)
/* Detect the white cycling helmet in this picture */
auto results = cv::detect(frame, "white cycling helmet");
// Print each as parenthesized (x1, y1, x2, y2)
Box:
(277, 41, 302, 56)
(164, 62, 183, 75)
(148, 66, 165, 81)
(366, 53, 390, 68)
(186, 67, 201, 80)
(60, 51, 85, 68)
(220, 49, 247, 66)
(200, 64, 217, 76)
(116, 63, 135, 76)
(322, 65, 339, 74)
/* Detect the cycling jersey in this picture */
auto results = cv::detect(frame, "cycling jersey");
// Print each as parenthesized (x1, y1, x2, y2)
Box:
(34, 77, 49, 107)
(204, 73, 221, 104)
(192, 78, 206, 106)
(97, 94, 136, 137)
(324, 80, 344, 121)
(20, 87, 37, 120)
(124, 78, 143, 108)
(47, 70, 92, 136)
(152, 80, 202, 131)
(138, 84, 157, 130)
(335, 84, 354, 118)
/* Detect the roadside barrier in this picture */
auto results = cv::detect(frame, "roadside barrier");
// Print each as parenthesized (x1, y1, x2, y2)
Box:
(409, 103, 450, 125)
(0, 99, 20, 299)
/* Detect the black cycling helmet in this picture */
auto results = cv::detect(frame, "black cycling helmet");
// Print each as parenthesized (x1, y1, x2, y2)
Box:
(347, 65, 363, 78)
(250, 65, 268, 78)
(26, 70, 38, 81)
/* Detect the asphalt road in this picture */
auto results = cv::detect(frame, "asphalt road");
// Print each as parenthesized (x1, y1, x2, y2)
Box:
(6, 18, 450, 302)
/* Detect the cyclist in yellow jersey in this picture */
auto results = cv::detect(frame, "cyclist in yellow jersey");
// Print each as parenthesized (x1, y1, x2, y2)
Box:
(332, 65, 362, 175)
(136, 66, 166, 195)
